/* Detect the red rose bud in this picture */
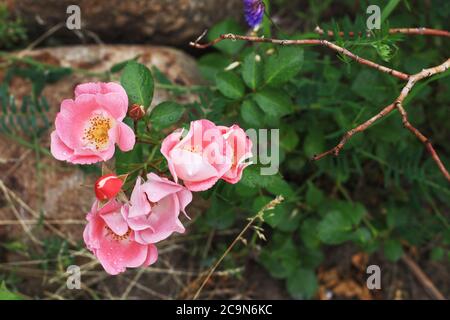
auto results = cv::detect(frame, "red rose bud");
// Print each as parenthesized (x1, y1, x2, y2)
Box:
(128, 104, 145, 121)
(94, 174, 123, 201)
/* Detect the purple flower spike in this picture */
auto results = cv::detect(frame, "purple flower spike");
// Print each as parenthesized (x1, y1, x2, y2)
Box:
(243, 0, 265, 28)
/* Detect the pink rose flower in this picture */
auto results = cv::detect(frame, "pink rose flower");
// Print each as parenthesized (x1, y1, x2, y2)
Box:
(161, 119, 233, 191)
(124, 173, 192, 244)
(50, 82, 135, 164)
(83, 200, 158, 275)
(219, 124, 253, 184)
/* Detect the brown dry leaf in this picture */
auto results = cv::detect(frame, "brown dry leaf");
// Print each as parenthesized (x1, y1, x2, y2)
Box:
(332, 279, 372, 300)
(351, 252, 369, 271)
(318, 268, 340, 287)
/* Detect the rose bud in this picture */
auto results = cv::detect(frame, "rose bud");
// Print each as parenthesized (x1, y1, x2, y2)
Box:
(94, 174, 124, 201)
(128, 104, 145, 121)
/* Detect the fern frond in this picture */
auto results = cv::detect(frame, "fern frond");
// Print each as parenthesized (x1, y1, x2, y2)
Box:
(0, 84, 50, 137)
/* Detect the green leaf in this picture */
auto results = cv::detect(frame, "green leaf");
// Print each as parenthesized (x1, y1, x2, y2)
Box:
(149, 101, 184, 129)
(317, 211, 353, 244)
(252, 89, 292, 118)
(205, 195, 236, 230)
(110, 56, 140, 73)
(350, 227, 372, 246)
(235, 181, 259, 197)
(341, 202, 366, 225)
(384, 239, 404, 262)
(430, 247, 445, 261)
(381, 0, 401, 23)
(300, 219, 321, 249)
(120, 61, 154, 109)
(259, 234, 300, 279)
(264, 46, 304, 87)
(241, 167, 295, 200)
(240, 166, 268, 188)
(0, 282, 24, 300)
(240, 99, 265, 127)
(303, 127, 325, 158)
(215, 71, 245, 100)
(265, 175, 296, 199)
(280, 126, 299, 152)
(198, 53, 232, 82)
(305, 182, 324, 208)
(208, 19, 245, 55)
(242, 52, 263, 90)
(286, 268, 318, 299)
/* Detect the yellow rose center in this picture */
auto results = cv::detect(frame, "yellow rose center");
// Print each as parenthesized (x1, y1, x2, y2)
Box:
(83, 115, 114, 150)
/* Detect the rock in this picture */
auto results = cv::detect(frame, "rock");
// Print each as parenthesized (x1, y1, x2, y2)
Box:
(8, 0, 243, 46)
(0, 44, 203, 242)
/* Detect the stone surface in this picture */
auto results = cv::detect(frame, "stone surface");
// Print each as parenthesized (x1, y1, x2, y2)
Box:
(7, 0, 243, 46)
(0, 44, 203, 242)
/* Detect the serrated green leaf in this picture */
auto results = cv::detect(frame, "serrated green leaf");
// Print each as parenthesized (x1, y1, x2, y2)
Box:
(120, 61, 154, 109)
(242, 52, 263, 90)
(264, 47, 304, 87)
(215, 71, 245, 100)
(305, 182, 324, 208)
(205, 195, 236, 230)
(280, 126, 299, 152)
(300, 218, 321, 249)
(149, 101, 184, 129)
(240, 99, 265, 127)
(286, 268, 318, 299)
(303, 127, 325, 158)
(317, 211, 353, 244)
(252, 89, 292, 118)
(384, 239, 403, 262)
(110, 56, 140, 73)
(265, 175, 296, 199)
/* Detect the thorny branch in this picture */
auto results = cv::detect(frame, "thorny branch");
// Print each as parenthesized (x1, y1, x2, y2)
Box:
(314, 26, 450, 38)
(313, 58, 450, 182)
(190, 33, 410, 80)
(190, 30, 450, 182)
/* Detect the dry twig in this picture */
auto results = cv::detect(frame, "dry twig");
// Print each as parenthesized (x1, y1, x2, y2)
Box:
(190, 31, 450, 181)
(190, 33, 410, 80)
(314, 26, 450, 38)
(401, 254, 445, 300)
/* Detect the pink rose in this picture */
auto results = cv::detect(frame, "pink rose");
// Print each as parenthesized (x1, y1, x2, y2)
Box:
(219, 124, 253, 184)
(161, 119, 233, 191)
(83, 200, 158, 275)
(124, 173, 192, 244)
(50, 82, 135, 164)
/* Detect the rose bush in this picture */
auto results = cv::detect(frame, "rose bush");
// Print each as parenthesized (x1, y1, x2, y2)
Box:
(50, 78, 253, 275)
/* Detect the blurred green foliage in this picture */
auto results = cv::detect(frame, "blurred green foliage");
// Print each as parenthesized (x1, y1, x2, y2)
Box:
(0, 4, 27, 49)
